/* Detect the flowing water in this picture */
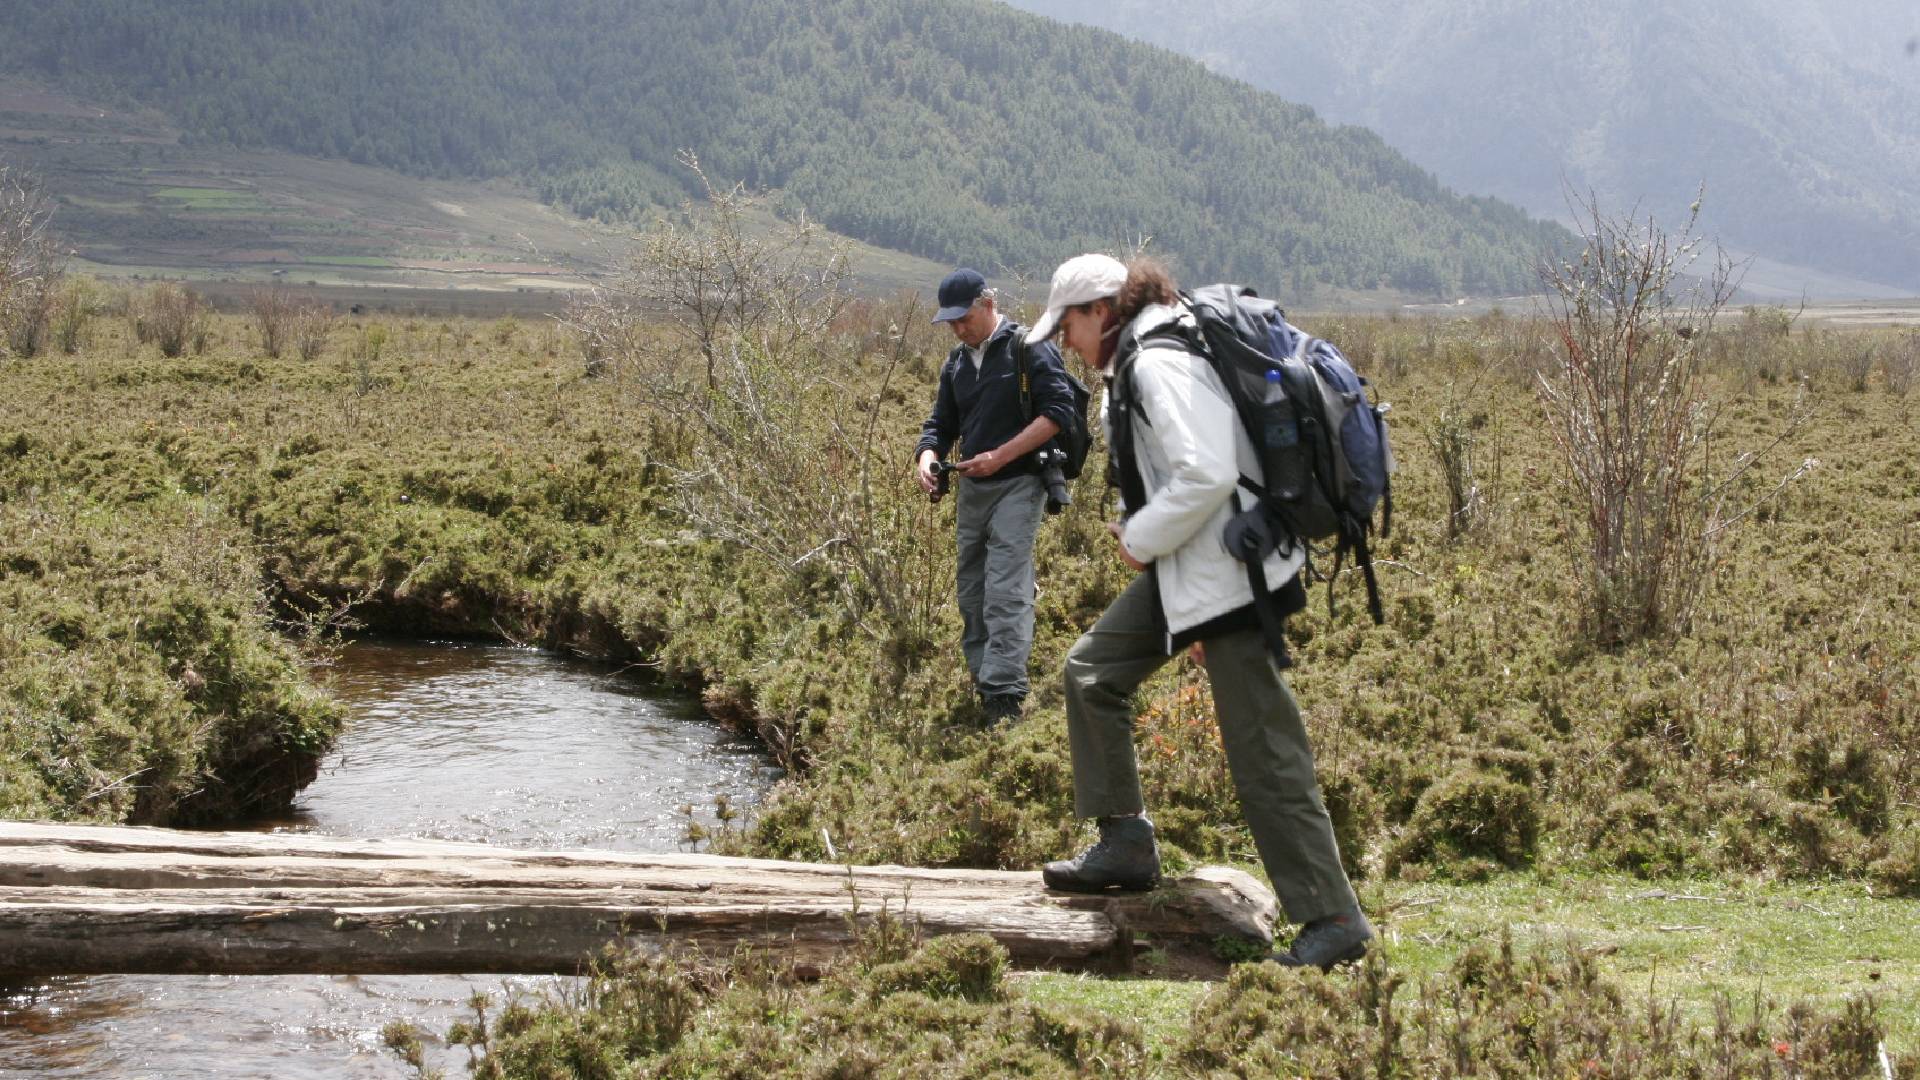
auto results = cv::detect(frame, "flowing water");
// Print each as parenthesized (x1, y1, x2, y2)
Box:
(0, 640, 781, 1078)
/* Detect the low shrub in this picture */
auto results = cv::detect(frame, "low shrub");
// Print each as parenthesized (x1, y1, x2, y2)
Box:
(1589, 788, 1703, 877)
(1179, 936, 1890, 1080)
(1869, 829, 1920, 898)
(1385, 767, 1540, 880)
(390, 931, 1894, 1079)
(404, 931, 1149, 1079)
(863, 933, 1007, 1003)
(0, 488, 342, 823)
(1789, 732, 1893, 836)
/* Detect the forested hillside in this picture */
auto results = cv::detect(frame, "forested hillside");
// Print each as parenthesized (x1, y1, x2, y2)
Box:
(0, 0, 1567, 297)
(1007, 0, 1920, 295)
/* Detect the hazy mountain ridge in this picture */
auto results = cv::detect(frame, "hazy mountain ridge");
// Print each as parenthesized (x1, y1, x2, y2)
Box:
(1006, 0, 1920, 294)
(0, 0, 1570, 298)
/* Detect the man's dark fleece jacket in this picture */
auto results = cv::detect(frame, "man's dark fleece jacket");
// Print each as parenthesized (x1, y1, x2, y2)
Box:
(915, 320, 1076, 480)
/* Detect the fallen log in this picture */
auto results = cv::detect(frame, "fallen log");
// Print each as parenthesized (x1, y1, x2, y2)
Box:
(0, 823, 1277, 978)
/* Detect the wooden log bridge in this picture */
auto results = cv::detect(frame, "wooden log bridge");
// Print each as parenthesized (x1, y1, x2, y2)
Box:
(0, 823, 1278, 978)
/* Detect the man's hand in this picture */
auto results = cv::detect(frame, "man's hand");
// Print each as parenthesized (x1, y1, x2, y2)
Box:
(1107, 521, 1147, 571)
(956, 448, 1005, 478)
(916, 449, 941, 494)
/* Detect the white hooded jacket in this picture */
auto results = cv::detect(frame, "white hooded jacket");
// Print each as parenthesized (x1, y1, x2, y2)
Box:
(1107, 303, 1306, 641)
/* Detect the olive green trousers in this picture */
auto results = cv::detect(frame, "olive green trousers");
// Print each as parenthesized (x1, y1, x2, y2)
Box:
(1063, 572, 1358, 924)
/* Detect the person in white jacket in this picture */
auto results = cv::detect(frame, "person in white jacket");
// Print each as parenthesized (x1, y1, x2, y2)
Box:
(1025, 253, 1372, 971)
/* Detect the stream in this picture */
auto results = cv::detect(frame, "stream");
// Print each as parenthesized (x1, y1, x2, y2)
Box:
(0, 640, 781, 1078)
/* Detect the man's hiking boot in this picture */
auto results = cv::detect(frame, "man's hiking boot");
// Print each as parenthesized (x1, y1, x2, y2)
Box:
(980, 694, 1024, 725)
(1271, 908, 1373, 971)
(1041, 815, 1160, 892)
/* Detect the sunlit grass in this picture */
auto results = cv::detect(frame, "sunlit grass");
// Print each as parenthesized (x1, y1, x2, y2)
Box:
(1020, 872, 1919, 1061)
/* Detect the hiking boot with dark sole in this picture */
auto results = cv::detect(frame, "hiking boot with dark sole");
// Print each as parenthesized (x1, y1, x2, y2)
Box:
(1271, 909, 1373, 971)
(980, 694, 1024, 725)
(1041, 815, 1160, 892)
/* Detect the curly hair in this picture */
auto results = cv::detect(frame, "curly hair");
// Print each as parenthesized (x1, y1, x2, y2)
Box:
(1112, 257, 1180, 324)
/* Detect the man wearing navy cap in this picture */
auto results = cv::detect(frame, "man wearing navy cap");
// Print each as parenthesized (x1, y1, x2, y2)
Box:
(915, 269, 1076, 724)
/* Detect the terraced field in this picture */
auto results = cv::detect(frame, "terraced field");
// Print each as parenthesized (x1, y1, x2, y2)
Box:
(0, 80, 952, 299)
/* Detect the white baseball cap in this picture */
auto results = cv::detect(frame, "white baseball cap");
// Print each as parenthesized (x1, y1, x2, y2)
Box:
(1025, 253, 1128, 346)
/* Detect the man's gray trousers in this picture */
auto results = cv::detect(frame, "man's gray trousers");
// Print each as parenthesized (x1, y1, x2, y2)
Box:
(1063, 572, 1358, 924)
(955, 473, 1044, 701)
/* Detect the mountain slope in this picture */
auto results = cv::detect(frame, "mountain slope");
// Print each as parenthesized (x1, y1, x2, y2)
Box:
(1006, 0, 1920, 294)
(0, 79, 960, 298)
(0, 0, 1568, 298)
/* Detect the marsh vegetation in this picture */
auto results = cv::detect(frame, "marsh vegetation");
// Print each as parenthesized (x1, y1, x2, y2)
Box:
(2, 239, 1914, 1069)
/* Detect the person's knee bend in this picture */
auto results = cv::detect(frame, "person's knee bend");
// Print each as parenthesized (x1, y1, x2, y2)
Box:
(1064, 634, 1106, 687)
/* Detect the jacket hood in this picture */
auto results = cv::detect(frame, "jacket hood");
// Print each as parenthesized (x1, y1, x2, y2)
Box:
(1126, 302, 1186, 338)
(1107, 302, 1192, 373)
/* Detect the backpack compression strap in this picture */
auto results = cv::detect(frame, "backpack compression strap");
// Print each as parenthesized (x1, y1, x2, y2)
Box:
(1328, 526, 1386, 626)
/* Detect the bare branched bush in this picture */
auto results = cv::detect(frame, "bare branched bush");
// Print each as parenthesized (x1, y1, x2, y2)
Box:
(291, 301, 335, 361)
(250, 286, 298, 358)
(606, 151, 854, 391)
(132, 282, 210, 358)
(1426, 376, 1503, 541)
(1806, 328, 1878, 393)
(1719, 305, 1799, 389)
(1882, 332, 1917, 396)
(565, 282, 649, 383)
(352, 324, 387, 394)
(50, 275, 101, 354)
(5, 276, 58, 358)
(568, 162, 947, 676)
(1535, 195, 1807, 646)
(1741, 305, 1796, 340)
(0, 169, 63, 358)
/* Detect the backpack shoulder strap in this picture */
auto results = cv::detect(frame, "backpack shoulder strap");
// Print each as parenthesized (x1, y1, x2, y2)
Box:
(1013, 335, 1034, 422)
(1105, 337, 1153, 515)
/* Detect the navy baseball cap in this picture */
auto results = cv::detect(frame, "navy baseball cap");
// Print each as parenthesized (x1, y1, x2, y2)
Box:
(931, 268, 987, 323)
